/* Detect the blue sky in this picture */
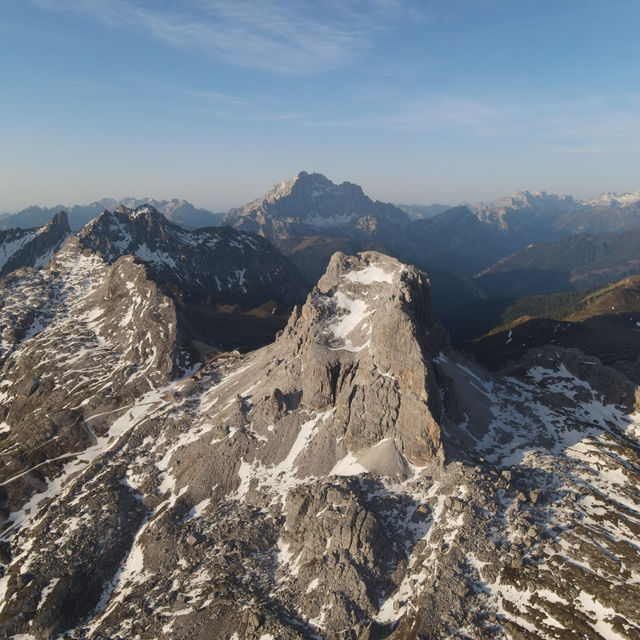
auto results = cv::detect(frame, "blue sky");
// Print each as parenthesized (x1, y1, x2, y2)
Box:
(2, 0, 640, 211)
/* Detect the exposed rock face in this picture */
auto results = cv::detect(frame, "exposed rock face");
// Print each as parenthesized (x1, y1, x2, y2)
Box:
(278, 251, 448, 464)
(0, 249, 638, 640)
(0, 211, 71, 277)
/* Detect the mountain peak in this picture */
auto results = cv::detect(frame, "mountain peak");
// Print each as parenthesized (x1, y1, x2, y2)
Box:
(0, 211, 72, 277)
(259, 171, 335, 204)
(277, 251, 448, 466)
(584, 190, 640, 208)
(40, 210, 71, 235)
(224, 172, 407, 243)
(114, 203, 164, 220)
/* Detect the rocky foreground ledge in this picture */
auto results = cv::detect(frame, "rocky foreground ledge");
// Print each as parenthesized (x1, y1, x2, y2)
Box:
(0, 251, 638, 639)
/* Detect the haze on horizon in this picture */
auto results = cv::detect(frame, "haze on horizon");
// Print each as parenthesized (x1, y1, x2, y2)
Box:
(2, 0, 640, 213)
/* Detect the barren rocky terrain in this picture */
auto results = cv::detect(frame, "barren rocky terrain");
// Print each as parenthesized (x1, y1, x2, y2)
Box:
(0, 236, 637, 638)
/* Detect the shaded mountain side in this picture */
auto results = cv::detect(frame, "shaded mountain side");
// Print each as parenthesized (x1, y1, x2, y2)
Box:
(76, 205, 305, 310)
(274, 234, 386, 286)
(0, 211, 71, 277)
(469, 314, 640, 373)
(555, 199, 640, 234)
(175, 301, 293, 354)
(272, 230, 487, 338)
(477, 227, 640, 297)
(401, 206, 530, 275)
(466, 275, 640, 374)
(0, 228, 35, 271)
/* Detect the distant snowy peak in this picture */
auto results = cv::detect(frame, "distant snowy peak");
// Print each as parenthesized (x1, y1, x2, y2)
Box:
(470, 188, 640, 216)
(470, 190, 578, 215)
(583, 190, 640, 208)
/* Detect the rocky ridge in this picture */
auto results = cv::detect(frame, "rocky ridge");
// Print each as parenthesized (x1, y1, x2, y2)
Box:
(77, 204, 304, 307)
(0, 251, 638, 639)
(0, 198, 223, 231)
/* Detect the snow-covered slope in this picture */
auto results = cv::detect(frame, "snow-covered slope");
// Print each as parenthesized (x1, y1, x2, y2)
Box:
(584, 190, 640, 209)
(0, 251, 638, 639)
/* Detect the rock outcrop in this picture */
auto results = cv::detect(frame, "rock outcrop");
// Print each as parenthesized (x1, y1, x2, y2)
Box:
(277, 251, 448, 465)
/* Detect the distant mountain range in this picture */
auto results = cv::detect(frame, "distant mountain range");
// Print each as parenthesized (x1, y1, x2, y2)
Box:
(219, 172, 640, 337)
(223, 174, 640, 276)
(0, 198, 225, 231)
(6, 173, 640, 352)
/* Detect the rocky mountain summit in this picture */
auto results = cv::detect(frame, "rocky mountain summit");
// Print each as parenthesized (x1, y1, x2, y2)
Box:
(224, 171, 409, 246)
(0, 249, 638, 639)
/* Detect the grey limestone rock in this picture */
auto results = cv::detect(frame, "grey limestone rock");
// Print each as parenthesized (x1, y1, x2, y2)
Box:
(276, 251, 449, 465)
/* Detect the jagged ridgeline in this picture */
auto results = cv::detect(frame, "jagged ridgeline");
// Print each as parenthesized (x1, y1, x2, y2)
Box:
(0, 239, 638, 638)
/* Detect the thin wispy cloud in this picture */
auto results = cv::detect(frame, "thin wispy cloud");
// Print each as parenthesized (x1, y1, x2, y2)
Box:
(180, 90, 248, 107)
(31, 0, 422, 73)
(284, 96, 519, 137)
(173, 89, 515, 136)
(531, 95, 640, 154)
